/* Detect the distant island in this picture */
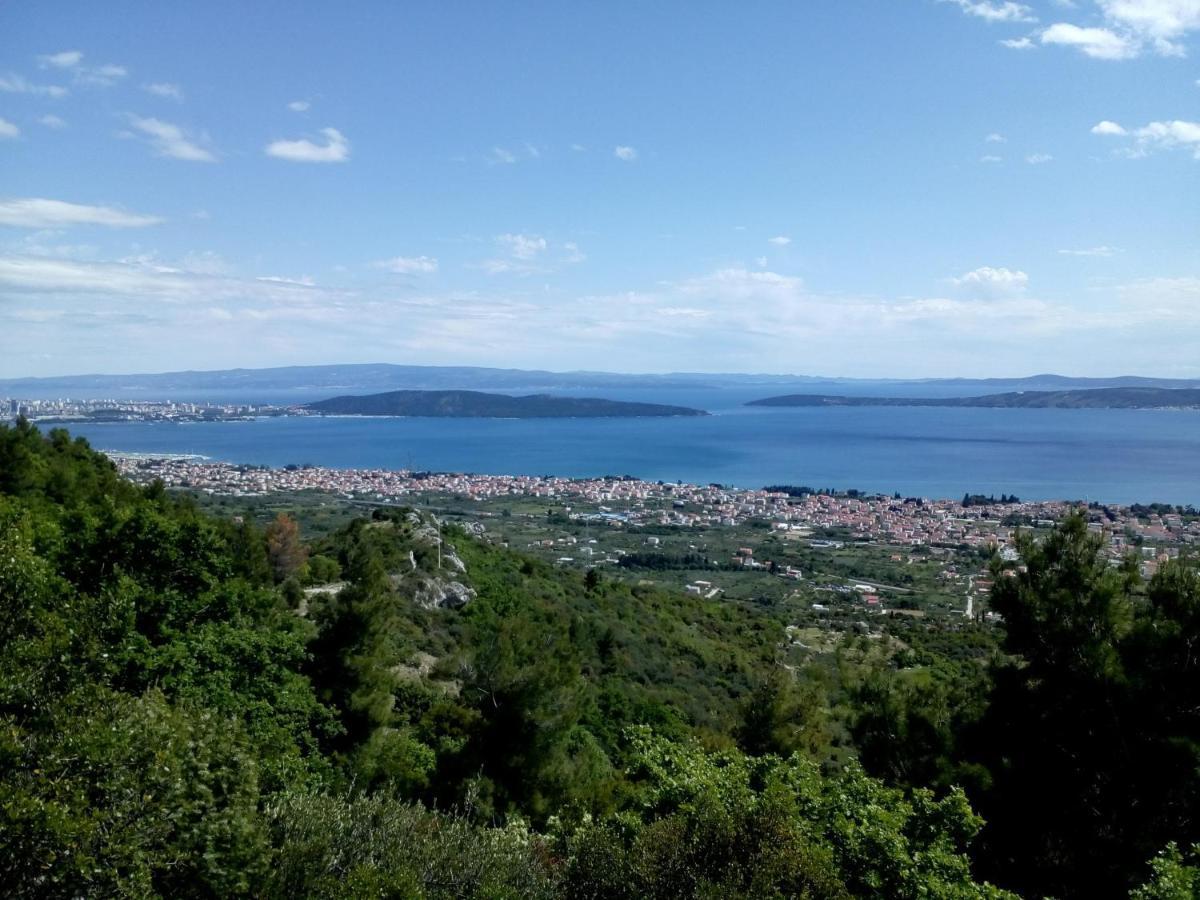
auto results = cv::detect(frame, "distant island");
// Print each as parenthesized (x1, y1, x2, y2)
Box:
(304, 389, 708, 418)
(747, 387, 1200, 410)
(4, 362, 1200, 403)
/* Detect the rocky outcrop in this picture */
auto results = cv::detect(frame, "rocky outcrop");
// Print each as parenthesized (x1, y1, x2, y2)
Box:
(414, 577, 476, 610)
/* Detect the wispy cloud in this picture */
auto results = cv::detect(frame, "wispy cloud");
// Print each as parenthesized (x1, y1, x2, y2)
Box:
(986, 132, 1007, 143)
(0, 198, 163, 229)
(942, 0, 1037, 24)
(37, 50, 83, 69)
(375, 255, 439, 274)
(1026, 152, 1053, 163)
(38, 114, 67, 129)
(767, 235, 791, 246)
(980, 155, 1003, 162)
(614, 145, 638, 161)
(0, 117, 19, 140)
(287, 100, 311, 112)
(498, 233, 548, 260)
(143, 82, 183, 101)
(38, 51, 127, 86)
(477, 233, 552, 275)
(1058, 245, 1120, 256)
(0, 73, 68, 98)
(265, 127, 350, 163)
(129, 116, 217, 162)
(1000, 35, 1036, 48)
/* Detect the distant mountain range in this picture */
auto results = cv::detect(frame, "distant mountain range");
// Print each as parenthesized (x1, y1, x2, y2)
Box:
(747, 387, 1200, 410)
(1, 363, 1198, 401)
(304, 390, 708, 418)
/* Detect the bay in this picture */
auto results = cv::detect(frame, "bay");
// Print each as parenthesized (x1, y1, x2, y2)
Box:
(59, 393, 1200, 506)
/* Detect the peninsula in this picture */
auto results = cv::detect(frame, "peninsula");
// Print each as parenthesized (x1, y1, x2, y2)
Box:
(747, 387, 1200, 410)
(304, 389, 708, 418)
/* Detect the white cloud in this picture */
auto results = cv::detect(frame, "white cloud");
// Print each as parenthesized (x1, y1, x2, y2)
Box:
(143, 82, 183, 101)
(951, 266, 1029, 297)
(1132, 119, 1200, 156)
(1040, 1, 1200, 60)
(476, 233, 552, 275)
(1040, 23, 1139, 58)
(1000, 35, 1037, 47)
(38, 52, 127, 87)
(130, 116, 216, 162)
(498, 233, 547, 260)
(986, 132, 1007, 142)
(1098, 0, 1200, 42)
(1058, 245, 1120, 256)
(38, 50, 83, 69)
(1026, 152, 1054, 163)
(942, 0, 1037, 22)
(0, 117, 19, 140)
(38, 114, 66, 129)
(614, 145, 638, 161)
(767, 235, 791, 246)
(0, 73, 68, 98)
(489, 146, 517, 164)
(0, 198, 163, 229)
(265, 127, 349, 163)
(75, 63, 128, 88)
(1094, 118, 1200, 157)
(375, 255, 439, 274)
(980, 154, 1004, 162)
(4, 251, 1192, 378)
(562, 241, 587, 264)
(755, 256, 768, 268)
(288, 100, 311, 112)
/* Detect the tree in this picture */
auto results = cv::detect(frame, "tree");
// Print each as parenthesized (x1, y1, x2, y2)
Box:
(967, 515, 1200, 898)
(265, 512, 307, 582)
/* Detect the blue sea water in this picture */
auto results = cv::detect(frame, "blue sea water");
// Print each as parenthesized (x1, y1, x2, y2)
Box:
(58, 389, 1200, 506)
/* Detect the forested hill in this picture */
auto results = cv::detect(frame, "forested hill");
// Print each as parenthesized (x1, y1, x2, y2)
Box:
(3, 420, 1198, 897)
(747, 386, 1200, 409)
(304, 389, 708, 417)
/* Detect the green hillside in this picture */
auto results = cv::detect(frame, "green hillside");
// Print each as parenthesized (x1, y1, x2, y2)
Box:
(305, 389, 707, 417)
(2, 420, 1197, 898)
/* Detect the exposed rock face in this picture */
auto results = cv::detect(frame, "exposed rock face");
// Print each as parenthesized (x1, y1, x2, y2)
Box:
(414, 577, 476, 610)
(442, 546, 467, 574)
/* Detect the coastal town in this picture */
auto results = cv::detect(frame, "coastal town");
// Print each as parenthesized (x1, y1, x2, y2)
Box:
(109, 453, 1198, 570)
(3, 397, 288, 423)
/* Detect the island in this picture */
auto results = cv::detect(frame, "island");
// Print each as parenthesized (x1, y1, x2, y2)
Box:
(747, 387, 1200, 410)
(303, 389, 709, 418)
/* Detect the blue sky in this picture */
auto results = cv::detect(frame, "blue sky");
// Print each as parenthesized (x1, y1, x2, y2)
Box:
(1, 0, 1198, 378)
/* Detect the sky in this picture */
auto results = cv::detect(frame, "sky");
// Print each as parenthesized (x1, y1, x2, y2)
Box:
(1, 0, 1198, 379)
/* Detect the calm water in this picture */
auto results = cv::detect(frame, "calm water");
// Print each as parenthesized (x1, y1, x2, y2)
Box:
(60, 396, 1200, 506)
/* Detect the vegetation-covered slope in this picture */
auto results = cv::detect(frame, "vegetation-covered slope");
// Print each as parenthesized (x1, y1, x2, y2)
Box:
(304, 389, 707, 417)
(2, 420, 1197, 897)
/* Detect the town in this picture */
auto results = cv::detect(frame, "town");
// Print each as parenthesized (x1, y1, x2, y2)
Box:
(2, 397, 290, 423)
(110, 454, 1197, 578)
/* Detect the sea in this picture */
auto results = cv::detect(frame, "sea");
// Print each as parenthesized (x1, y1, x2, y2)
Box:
(52, 386, 1200, 507)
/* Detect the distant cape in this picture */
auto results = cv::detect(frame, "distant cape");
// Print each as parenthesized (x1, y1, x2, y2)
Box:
(304, 389, 709, 418)
(747, 387, 1200, 410)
